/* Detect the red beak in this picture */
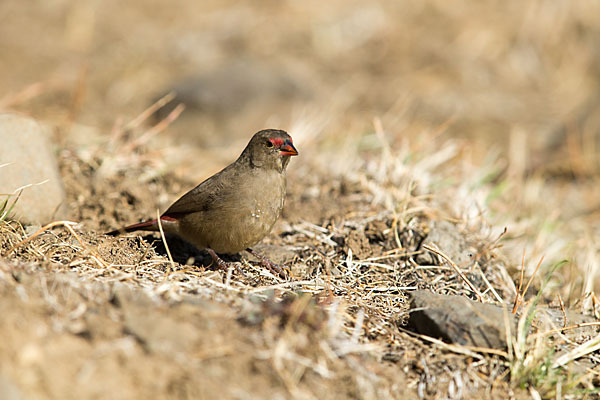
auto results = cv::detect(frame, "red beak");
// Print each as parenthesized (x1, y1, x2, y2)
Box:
(279, 140, 298, 156)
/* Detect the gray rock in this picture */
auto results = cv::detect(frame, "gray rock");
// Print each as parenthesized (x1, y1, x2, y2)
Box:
(0, 114, 66, 224)
(408, 291, 600, 351)
(0, 376, 24, 400)
(408, 290, 517, 349)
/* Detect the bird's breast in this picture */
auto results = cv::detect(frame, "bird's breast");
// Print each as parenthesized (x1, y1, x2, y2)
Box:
(246, 176, 285, 226)
(213, 170, 286, 253)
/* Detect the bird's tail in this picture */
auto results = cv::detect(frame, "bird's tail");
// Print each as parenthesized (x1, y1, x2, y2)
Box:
(105, 219, 159, 236)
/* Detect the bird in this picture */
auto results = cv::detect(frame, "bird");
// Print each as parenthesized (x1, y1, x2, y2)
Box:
(106, 129, 298, 277)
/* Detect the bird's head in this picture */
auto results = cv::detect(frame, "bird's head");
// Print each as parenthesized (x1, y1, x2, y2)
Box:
(243, 129, 298, 172)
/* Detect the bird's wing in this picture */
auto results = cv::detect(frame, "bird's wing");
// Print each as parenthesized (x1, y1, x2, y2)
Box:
(162, 166, 233, 218)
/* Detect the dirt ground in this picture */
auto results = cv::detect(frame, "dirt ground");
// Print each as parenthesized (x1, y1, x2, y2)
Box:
(1, 1, 600, 399)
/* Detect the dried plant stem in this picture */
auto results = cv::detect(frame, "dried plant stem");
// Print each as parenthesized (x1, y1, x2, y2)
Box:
(534, 321, 600, 339)
(479, 268, 504, 304)
(512, 249, 526, 314)
(124, 103, 185, 153)
(558, 294, 567, 328)
(125, 91, 176, 131)
(511, 254, 545, 312)
(156, 209, 175, 274)
(398, 327, 507, 358)
(0, 81, 47, 109)
(521, 256, 544, 299)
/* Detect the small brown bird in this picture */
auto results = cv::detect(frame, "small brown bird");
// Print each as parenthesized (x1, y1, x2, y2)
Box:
(107, 129, 298, 276)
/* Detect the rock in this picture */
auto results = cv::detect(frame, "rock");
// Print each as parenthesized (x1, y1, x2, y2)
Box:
(0, 376, 24, 400)
(408, 290, 517, 349)
(0, 114, 66, 224)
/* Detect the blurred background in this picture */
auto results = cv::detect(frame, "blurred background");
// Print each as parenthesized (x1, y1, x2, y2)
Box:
(1, 0, 599, 302)
(3, 0, 599, 152)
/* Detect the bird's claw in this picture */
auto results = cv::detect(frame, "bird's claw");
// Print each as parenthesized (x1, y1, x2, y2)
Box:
(262, 259, 290, 280)
(207, 248, 247, 277)
(207, 248, 291, 279)
(246, 248, 291, 280)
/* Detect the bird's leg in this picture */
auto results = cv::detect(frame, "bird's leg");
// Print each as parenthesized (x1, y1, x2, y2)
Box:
(207, 248, 247, 277)
(245, 248, 289, 279)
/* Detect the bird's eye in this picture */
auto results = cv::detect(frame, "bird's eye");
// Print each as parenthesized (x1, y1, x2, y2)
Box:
(266, 140, 274, 148)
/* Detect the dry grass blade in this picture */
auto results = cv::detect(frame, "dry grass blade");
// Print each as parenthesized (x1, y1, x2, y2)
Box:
(66, 63, 88, 124)
(398, 327, 508, 358)
(422, 243, 484, 302)
(534, 321, 600, 339)
(0, 81, 47, 109)
(477, 266, 504, 304)
(512, 254, 545, 312)
(521, 256, 544, 300)
(124, 91, 176, 131)
(6, 179, 50, 195)
(558, 294, 567, 329)
(156, 209, 175, 274)
(552, 334, 600, 368)
(123, 103, 185, 153)
(593, 292, 600, 319)
(0, 189, 22, 221)
(512, 249, 527, 313)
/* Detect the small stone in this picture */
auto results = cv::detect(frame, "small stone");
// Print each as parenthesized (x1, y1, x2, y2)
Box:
(0, 114, 66, 224)
(416, 220, 475, 266)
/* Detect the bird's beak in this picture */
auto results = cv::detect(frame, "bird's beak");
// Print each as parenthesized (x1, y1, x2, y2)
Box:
(279, 140, 298, 156)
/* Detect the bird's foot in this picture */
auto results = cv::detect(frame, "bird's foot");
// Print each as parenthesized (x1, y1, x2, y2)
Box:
(207, 249, 247, 277)
(246, 248, 290, 279)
